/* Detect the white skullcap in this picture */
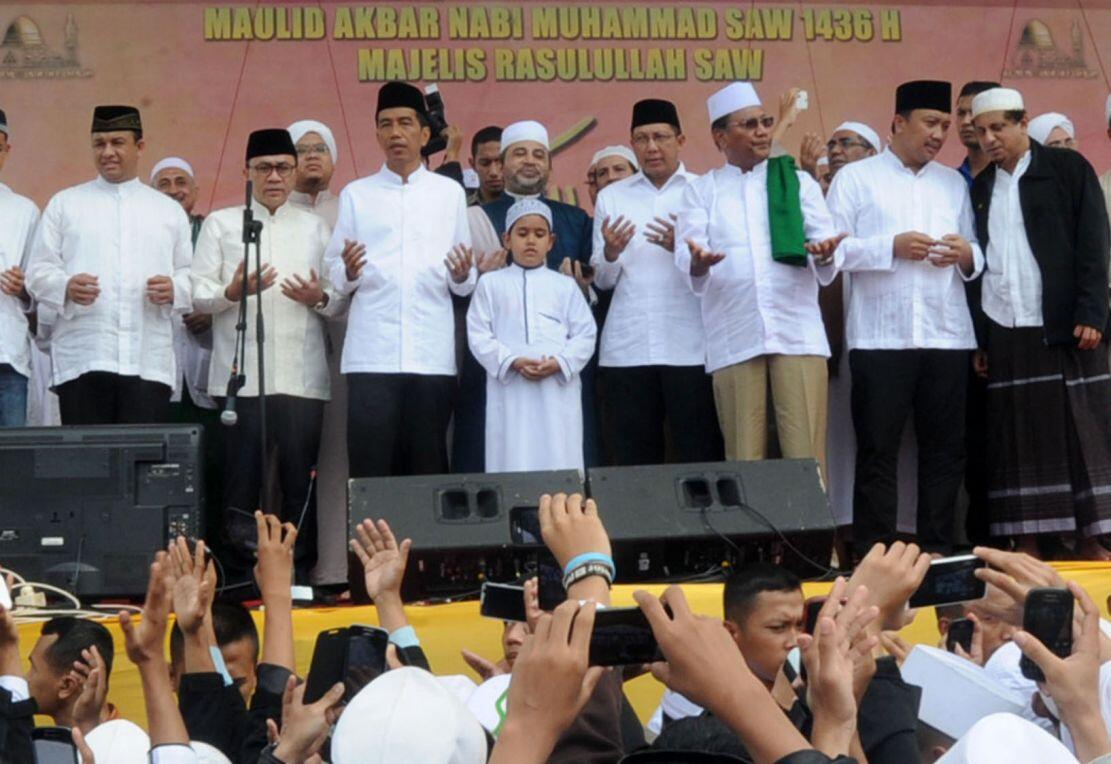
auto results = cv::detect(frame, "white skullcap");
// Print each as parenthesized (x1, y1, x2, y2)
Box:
(331, 667, 488, 764)
(500, 120, 549, 152)
(707, 82, 761, 123)
(590, 145, 638, 169)
(971, 87, 1025, 118)
(1027, 112, 1075, 145)
(902, 645, 1027, 741)
(149, 156, 195, 184)
(191, 741, 233, 763)
(287, 119, 338, 163)
(466, 673, 511, 733)
(505, 198, 552, 232)
(436, 674, 480, 705)
(834, 121, 882, 151)
(85, 719, 150, 764)
(937, 713, 1078, 764)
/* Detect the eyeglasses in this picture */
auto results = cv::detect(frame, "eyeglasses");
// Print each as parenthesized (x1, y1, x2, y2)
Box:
(727, 115, 775, 131)
(249, 162, 296, 178)
(631, 131, 677, 147)
(827, 137, 870, 151)
(296, 143, 330, 157)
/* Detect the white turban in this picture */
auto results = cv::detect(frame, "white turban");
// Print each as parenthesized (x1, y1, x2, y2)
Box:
(833, 121, 882, 151)
(500, 120, 549, 152)
(149, 156, 195, 184)
(1027, 112, 1075, 145)
(85, 719, 151, 764)
(287, 119, 338, 163)
(707, 82, 761, 123)
(937, 713, 1079, 764)
(971, 87, 1025, 118)
(590, 145, 638, 169)
(505, 198, 552, 231)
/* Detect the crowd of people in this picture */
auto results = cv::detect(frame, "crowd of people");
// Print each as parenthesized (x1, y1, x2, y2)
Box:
(2, 494, 1110, 763)
(0, 76, 1110, 586)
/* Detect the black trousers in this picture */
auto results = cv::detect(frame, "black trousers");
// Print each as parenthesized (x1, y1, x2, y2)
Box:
(602, 365, 723, 465)
(57, 371, 171, 425)
(218, 394, 324, 584)
(964, 369, 990, 546)
(347, 373, 455, 478)
(850, 349, 968, 555)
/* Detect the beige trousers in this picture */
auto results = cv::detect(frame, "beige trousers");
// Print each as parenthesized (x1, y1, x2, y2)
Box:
(712, 354, 828, 486)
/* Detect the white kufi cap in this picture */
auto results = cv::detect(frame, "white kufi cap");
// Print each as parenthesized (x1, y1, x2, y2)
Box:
(505, 198, 552, 231)
(287, 119, 338, 163)
(590, 145, 638, 169)
(937, 713, 1079, 764)
(500, 120, 549, 152)
(971, 87, 1025, 118)
(85, 719, 151, 764)
(706, 82, 761, 123)
(834, 121, 882, 151)
(1027, 112, 1074, 145)
(149, 156, 195, 184)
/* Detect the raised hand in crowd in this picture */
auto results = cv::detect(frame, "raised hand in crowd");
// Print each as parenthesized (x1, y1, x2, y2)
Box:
(798, 132, 825, 179)
(224, 259, 278, 302)
(168, 536, 218, 674)
(69, 645, 109, 735)
(65, 273, 100, 306)
(461, 577, 540, 681)
(442, 124, 464, 164)
(488, 599, 604, 764)
(350, 518, 412, 634)
(255, 511, 297, 672)
(339, 239, 367, 282)
(951, 611, 986, 666)
(279, 269, 325, 308)
(266, 674, 345, 764)
(601, 215, 637, 261)
(879, 630, 911, 666)
(845, 541, 931, 632)
(644, 213, 677, 253)
(539, 492, 612, 606)
(445, 243, 474, 284)
(1013, 580, 1111, 764)
(686, 238, 726, 277)
(772, 86, 803, 145)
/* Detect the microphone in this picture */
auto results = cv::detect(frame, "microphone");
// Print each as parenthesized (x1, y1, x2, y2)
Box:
(222, 372, 243, 427)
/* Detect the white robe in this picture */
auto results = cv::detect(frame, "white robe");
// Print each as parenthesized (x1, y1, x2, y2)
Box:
(467, 263, 596, 473)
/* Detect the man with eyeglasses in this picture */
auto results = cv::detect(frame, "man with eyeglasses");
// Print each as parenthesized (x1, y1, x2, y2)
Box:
(191, 128, 344, 583)
(288, 120, 340, 228)
(675, 83, 844, 485)
(590, 99, 722, 465)
(27, 105, 193, 425)
(826, 80, 983, 557)
(825, 122, 880, 179)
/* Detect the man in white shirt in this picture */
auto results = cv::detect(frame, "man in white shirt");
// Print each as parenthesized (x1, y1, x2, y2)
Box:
(325, 81, 474, 478)
(826, 80, 982, 556)
(970, 88, 1111, 559)
(287, 120, 339, 228)
(0, 107, 40, 427)
(592, 99, 721, 465)
(192, 128, 343, 582)
(675, 82, 844, 485)
(26, 105, 193, 425)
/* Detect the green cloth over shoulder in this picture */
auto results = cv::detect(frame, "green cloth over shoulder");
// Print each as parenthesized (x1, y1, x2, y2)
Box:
(766, 155, 807, 267)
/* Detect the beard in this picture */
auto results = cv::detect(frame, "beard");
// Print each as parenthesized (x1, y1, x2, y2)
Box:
(505, 167, 548, 196)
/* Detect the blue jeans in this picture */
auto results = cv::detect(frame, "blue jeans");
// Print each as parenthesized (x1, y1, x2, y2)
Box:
(0, 364, 27, 427)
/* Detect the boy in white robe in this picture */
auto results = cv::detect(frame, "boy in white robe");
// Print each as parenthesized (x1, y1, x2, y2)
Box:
(466, 199, 597, 472)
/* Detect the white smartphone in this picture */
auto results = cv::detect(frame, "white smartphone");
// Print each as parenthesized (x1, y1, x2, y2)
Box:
(795, 90, 809, 111)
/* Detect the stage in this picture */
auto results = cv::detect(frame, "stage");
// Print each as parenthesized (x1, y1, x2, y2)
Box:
(17, 562, 1111, 728)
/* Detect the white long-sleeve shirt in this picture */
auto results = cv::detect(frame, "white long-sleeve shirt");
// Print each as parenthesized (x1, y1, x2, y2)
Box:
(826, 148, 984, 350)
(591, 167, 705, 368)
(674, 160, 840, 373)
(467, 263, 596, 471)
(325, 164, 474, 376)
(982, 150, 1043, 328)
(191, 200, 343, 400)
(0, 183, 39, 378)
(26, 176, 193, 388)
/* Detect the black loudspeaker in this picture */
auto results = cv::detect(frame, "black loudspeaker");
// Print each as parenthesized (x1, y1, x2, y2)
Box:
(348, 470, 583, 601)
(587, 459, 835, 581)
(0, 425, 205, 597)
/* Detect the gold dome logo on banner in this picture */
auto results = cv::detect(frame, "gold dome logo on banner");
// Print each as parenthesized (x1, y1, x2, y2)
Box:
(0, 12, 93, 79)
(1003, 17, 1098, 79)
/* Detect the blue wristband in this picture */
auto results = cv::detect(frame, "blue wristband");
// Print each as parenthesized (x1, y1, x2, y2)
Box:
(563, 553, 615, 578)
(209, 645, 234, 687)
(389, 625, 420, 649)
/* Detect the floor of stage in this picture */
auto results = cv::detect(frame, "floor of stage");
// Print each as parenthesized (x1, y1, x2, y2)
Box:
(16, 562, 1111, 729)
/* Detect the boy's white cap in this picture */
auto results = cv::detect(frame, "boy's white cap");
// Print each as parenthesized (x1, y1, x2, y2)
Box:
(505, 198, 552, 231)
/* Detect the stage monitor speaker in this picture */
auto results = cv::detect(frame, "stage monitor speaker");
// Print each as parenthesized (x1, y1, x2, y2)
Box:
(586, 459, 834, 581)
(0, 425, 205, 598)
(348, 469, 584, 601)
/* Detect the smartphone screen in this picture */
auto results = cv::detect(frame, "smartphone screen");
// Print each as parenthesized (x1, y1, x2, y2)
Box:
(32, 728, 79, 764)
(304, 628, 348, 704)
(481, 582, 528, 623)
(803, 596, 828, 636)
(588, 607, 664, 667)
(908, 555, 986, 608)
(343, 625, 389, 700)
(1020, 588, 1073, 681)
(946, 618, 975, 654)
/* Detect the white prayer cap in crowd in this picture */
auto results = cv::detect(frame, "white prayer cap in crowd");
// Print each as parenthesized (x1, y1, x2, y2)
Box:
(937, 712, 1079, 764)
(833, 121, 882, 151)
(436, 673, 480, 705)
(466, 673, 512, 733)
(149, 156, 195, 184)
(505, 198, 552, 231)
(287, 119, 338, 162)
(707, 82, 761, 123)
(331, 666, 488, 764)
(590, 145, 638, 169)
(85, 719, 151, 764)
(191, 741, 233, 763)
(1027, 112, 1075, 145)
(500, 120, 549, 152)
(971, 87, 1025, 118)
(902, 644, 1027, 741)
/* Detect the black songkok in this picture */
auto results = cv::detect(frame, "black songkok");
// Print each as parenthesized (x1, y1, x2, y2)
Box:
(91, 105, 142, 134)
(246, 129, 296, 161)
(631, 99, 681, 132)
(895, 80, 952, 114)
(376, 81, 428, 119)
